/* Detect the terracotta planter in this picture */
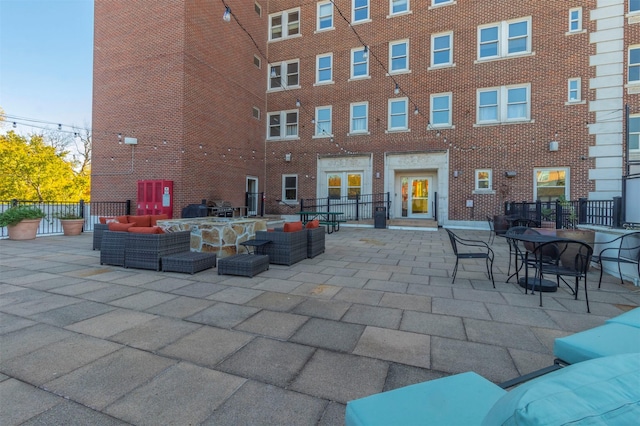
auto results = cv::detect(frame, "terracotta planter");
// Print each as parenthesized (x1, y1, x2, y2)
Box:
(7, 219, 42, 240)
(60, 219, 85, 236)
(556, 229, 595, 270)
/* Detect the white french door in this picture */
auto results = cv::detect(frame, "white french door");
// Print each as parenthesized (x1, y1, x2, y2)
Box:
(401, 177, 433, 219)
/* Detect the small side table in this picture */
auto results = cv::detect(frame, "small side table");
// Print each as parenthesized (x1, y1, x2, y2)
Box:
(240, 239, 272, 255)
(162, 251, 217, 274)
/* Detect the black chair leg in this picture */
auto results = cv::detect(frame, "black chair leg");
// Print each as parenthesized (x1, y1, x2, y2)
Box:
(598, 263, 604, 289)
(451, 259, 459, 284)
(584, 277, 590, 313)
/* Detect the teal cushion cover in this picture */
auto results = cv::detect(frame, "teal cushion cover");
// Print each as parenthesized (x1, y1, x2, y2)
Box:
(553, 323, 640, 364)
(346, 372, 506, 426)
(606, 307, 640, 328)
(482, 353, 640, 426)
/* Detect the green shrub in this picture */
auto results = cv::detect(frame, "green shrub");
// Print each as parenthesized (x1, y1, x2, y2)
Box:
(0, 205, 46, 227)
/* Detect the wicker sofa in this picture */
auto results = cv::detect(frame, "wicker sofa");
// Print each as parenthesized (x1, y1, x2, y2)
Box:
(100, 230, 191, 271)
(254, 228, 308, 266)
(307, 226, 326, 258)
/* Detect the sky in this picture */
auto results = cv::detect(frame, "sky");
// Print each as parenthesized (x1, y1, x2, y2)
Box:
(0, 0, 94, 135)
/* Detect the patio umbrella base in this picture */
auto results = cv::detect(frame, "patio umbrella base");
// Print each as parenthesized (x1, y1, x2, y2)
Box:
(518, 277, 558, 293)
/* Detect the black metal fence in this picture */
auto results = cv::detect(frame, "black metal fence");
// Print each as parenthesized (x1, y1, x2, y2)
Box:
(300, 192, 391, 221)
(504, 197, 624, 229)
(1, 199, 131, 238)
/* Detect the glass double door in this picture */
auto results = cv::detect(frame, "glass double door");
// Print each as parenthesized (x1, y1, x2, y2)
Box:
(401, 177, 432, 218)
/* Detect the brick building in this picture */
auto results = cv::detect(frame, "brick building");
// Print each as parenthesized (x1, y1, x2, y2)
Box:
(91, 0, 639, 226)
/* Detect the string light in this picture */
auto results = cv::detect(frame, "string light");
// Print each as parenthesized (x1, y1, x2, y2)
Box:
(222, 6, 231, 22)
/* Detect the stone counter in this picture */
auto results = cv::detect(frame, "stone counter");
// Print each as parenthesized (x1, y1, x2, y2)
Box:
(157, 217, 272, 258)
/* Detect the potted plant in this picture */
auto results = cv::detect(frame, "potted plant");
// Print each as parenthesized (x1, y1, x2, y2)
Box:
(555, 196, 595, 268)
(540, 208, 556, 229)
(0, 205, 46, 240)
(53, 206, 85, 236)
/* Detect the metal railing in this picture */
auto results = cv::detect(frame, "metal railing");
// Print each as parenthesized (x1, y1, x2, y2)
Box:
(299, 192, 391, 221)
(1, 199, 131, 238)
(504, 198, 623, 229)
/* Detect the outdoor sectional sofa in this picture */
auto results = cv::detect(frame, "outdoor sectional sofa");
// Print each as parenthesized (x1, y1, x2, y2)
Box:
(254, 221, 325, 266)
(92, 214, 169, 250)
(346, 308, 640, 426)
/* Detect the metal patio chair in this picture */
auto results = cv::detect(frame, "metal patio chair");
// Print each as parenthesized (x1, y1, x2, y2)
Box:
(446, 228, 495, 287)
(593, 232, 640, 288)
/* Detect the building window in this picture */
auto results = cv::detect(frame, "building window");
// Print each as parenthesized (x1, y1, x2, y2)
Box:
(353, 0, 369, 23)
(252, 107, 260, 120)
(328, 174, 342, 199)
(568, 78, 581, 102)
(283, 175, 298, 202)
(569, 7, 582, 32)
(316, 53, 333, 84)
(255, 2, 262, 16)
(630, 46, 640, 84)
(268, 110, 298, 139)
(534, 168, 569, 202)
(630, 115, 640, 152)
(477, 85, 530, 124)
(315, 106, 332, 137)
(347, 173, 362, 199)
(350, 102, 368, 133)
(388, 98, 408, 131)
(254, 55, 261, 69)
(328, 173, 362, 199)
(351, 47, 369, 79)
(432, 0, 453, 5)
(631, 0, 640, 13)
(269, 60, 299, 90)
(478, 17, 531, 60)
(389, 40, 409, 73)
(475, 169, 492, 190)
(390, 0, 409, 15)
(430, 93, 451, 127)
(269, 8, 300, 41)
(431, 32, 453, 67)
(317, 1, 333, 31)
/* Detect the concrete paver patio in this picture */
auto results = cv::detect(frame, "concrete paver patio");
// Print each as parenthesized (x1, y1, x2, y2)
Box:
(1, 227, 638, 425)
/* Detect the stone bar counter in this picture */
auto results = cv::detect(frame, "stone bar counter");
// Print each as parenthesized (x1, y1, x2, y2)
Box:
(157, 217, 278, 258)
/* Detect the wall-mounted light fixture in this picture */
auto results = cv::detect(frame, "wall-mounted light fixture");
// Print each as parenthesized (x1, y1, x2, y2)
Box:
(285, 153, 292, 162)
(549, 141, 559, 152)
(505, 171, 517, 178)
(453, 170, 459, 177)
(375, 172, 381, 179)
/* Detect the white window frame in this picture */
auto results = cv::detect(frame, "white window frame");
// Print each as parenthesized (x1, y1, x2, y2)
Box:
(389, 0, 409, 16)
(629, 46, 640, 84)
(316, 53, 333, 85)
(269, 8, 300, 41)
(389, 39, 409, 74)
(388, 98, 409, 132)
(430, 93, 452, 127)
(631, 0, 640, 13)
(350, 102, 369, 134)
(476, 84, 530, 124)
(282, 175, 298, 203)
(568, 7, 582, 32)
(267, 110, 299, 140)
(630, 115, 640, 153)
(568, 78, 581, 102)
(432, 0, 453, 6)
(475, 169, 492, 191)
(268, 59, 300, 91)
(534, 168, 570, 202)
(317, 1, 334, 31)
(352, 0, 370, 24)
(350, 47, 369, 79)
(431, 31, 453, 67)
(314, 106, 332, 137)
(477, 17, 531, 61)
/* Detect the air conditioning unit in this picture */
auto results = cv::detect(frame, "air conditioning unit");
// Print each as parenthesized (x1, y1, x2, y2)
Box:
(124, 137, 138, 145)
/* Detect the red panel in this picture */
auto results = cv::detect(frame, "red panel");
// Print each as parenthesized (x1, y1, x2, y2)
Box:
(136, 180, 173, 218)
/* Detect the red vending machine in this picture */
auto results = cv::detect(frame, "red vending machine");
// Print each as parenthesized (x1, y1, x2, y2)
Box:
(137, 180, 173, 218)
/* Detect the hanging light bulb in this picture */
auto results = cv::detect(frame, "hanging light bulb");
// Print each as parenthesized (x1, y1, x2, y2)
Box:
(12, 122, 17, 128)
(394, 83, 400, 95)
(296, 99, 301, 107)
(270, 67, 277, 78)
(414, 106, 419, 115)
(58, 124, 62, 131)
(223, 6, 231, 22)
(363, 46, 368, 59)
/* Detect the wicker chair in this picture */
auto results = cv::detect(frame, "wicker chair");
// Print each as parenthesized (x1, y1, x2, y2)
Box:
(124, 231, 191, 271)
(307, 226, 326, 258)
(100, 230, 127, 267)
(254, 229, 308, 265)
(93, 223, 109, 250)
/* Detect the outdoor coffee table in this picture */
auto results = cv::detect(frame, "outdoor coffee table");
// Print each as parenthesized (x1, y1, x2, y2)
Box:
(240, 239, 272, 255)
(162, 251, 217, 274)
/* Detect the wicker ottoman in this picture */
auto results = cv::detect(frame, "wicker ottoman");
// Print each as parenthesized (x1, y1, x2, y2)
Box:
(217, 254, 269, 277)
(162, 251, 217, 274)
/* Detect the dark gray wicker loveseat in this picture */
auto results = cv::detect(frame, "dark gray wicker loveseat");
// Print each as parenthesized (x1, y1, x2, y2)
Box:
(100, 230, 191, 271)
(254, 229, 308, 266)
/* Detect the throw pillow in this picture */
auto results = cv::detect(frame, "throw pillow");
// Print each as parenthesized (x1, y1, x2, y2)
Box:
(150, 214, 168, 226)
(128, 215, 151, 227)
(115, 215, 129, 224)
(283, 221, 303, 232)
(99, 216, 115, 224)
(306, 219, 320, 229)
(108, 222, 136, 232)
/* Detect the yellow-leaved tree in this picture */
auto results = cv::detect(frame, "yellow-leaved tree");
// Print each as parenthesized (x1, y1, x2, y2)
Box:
(0, 131, 90, 201)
